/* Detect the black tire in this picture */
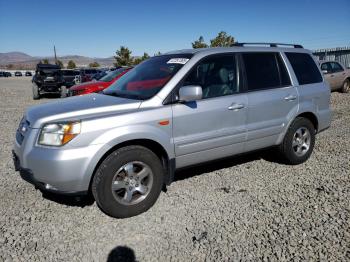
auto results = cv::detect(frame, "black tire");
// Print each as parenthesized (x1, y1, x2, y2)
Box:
(60, 86, 67, 98)
(32, 84, 40, 100)
(92, 145, 164, 218)
(278, 117, 315, 165)
(340, 79, 350, 93)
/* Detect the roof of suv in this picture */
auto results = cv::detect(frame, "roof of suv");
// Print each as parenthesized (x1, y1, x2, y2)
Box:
(165, 45, 311, 56)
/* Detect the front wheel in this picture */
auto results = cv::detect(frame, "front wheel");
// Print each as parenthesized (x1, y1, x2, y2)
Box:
(340, 79, 350, 93)
(32, 84, 40, 100)
(92, 146, 164, 218)
(278, 117, 315, 165)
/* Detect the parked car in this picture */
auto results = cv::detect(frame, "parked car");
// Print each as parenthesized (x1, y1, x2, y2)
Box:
(79, 68, 100, 82)
(25, 71, 32, 77)
(15, 71, 22, 76)
(92, 70, 107, 81)
(0, 71, 5, 77)
(32, 64, 66, 99)
(60, 69, 80, 88)
(13, 43, 331, 218)
(319, 61, 350, 93)
(5, 72, 12, 77)
(69, 67, 132, 96)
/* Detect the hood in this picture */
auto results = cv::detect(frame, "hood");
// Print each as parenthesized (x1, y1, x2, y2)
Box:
(26, 93, 141, 128)
(70, 81, 102, 90)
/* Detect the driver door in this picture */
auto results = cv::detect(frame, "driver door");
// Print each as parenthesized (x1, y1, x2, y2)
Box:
(172, 54, 247, 168)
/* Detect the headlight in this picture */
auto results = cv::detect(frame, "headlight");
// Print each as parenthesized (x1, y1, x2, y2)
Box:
(38, 122, 81, 146)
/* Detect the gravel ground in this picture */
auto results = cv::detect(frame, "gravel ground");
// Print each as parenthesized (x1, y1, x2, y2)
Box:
(0, 77, 349, 261)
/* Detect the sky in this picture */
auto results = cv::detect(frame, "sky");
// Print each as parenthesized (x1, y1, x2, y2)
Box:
(0, 0, 349, 57)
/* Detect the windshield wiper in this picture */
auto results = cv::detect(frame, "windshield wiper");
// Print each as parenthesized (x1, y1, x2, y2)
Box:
(103, 90, 148, 100)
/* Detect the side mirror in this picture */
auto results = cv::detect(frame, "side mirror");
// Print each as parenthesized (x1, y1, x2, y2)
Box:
(178, 85, 202, 102)
(322, 70, 328, 74)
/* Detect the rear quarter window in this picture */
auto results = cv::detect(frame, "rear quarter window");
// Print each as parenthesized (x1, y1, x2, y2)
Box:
(285, 52, 322, 85)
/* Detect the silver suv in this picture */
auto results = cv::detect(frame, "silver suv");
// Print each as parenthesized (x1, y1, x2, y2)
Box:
(13, 43, 331, 218)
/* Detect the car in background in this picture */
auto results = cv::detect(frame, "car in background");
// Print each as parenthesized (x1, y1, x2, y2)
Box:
(15, 71, 22, 77)
(320, 61, 350, 93)
(0, 71, 6, 77)
(5, 72, 12, 77)
(79, 68, 100, 83)
(60, 69, 80, 88)
(92, 70, 107, 81)
(69, 67, 132, 96)
(32, 64, 66, 99)
(25, 71, 32, 77)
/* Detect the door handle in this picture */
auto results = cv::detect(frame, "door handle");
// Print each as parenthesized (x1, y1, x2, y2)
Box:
(228, 103, 245, 110)
(284, 95, 297, 101)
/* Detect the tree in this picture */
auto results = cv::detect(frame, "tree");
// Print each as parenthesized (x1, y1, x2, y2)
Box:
(114, 46, 133, 66)
(56, 59, 64, 68)
(133, 52, 150, 65)
(192, 36, 208, 49)
(210, 31, 235, 47)
(42, 59, 49, 64)
(89, 61, 100, 68)
(67, 60, 76, 69)
(154, 51, 162, 56)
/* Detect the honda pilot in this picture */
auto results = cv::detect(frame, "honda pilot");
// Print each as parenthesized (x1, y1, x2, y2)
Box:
(13, 43, 331, 218)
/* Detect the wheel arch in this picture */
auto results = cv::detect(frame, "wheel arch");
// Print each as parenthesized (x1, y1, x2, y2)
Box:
(88, 138, 173, 194)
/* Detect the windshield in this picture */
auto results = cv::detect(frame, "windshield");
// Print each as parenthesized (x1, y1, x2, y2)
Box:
(103, 54, 192, 100)
(100, 68, 127, 82)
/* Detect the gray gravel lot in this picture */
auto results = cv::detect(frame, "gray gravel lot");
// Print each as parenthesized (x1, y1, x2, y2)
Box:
(0, 77, 349, 261)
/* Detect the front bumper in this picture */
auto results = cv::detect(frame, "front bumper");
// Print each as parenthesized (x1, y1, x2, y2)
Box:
(13, 130, 106, 194)
(13, 151, 87, 196)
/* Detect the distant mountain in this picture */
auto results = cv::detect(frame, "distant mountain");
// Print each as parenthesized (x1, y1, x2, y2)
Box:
(0, 51, 115, 69)
(0, 52, 33, 63)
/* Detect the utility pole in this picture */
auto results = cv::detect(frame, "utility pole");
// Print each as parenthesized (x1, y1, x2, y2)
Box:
(54, 45, 58, 65)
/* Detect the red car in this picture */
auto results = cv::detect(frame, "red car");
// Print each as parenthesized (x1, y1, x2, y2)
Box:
(69, 67, 132, 96)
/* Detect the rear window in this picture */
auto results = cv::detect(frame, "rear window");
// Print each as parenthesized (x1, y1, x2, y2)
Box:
(285, 52, 322, 85)
(242, 52, 291, 91)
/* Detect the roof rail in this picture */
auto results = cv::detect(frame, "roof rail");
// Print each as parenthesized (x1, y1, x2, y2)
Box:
(232, 42, 303, 48)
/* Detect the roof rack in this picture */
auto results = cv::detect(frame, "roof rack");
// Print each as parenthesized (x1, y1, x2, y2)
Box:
(232, 42, 303, 48)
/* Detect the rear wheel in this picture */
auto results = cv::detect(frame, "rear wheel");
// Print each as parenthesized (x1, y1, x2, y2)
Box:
(32, 84, 40, 100)
(92, 146, 164, 218)
(60, 86, 67, 98)
(340, 79, 350, 93)
(278, 117, 315, 165)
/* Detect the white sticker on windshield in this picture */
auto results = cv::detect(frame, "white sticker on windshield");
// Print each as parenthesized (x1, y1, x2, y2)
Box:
(167, 58, 189, 64)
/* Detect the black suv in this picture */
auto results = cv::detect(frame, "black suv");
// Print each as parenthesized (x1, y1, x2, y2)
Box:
(32, 64, 66, 99)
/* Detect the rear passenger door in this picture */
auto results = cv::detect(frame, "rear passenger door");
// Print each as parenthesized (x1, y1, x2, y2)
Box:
(242, 52, 297, 151)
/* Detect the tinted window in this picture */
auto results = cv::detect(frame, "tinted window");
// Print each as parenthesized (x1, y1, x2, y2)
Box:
(183, 55, 239, 99)
(285, 52, 322, 85)
(243, 52, 287, 91)
(330, 62, 343, 72)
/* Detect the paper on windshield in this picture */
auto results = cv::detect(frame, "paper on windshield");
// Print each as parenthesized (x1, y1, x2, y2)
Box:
(167, 58, 189, 64)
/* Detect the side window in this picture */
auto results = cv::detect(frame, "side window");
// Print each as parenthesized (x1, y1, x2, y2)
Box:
(330, 62, 343, 73)
(321, 62, 331, 73)
(183, 55, 239, 99)
(285, 52, 322, 85)
(242, 52, 283, 91)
